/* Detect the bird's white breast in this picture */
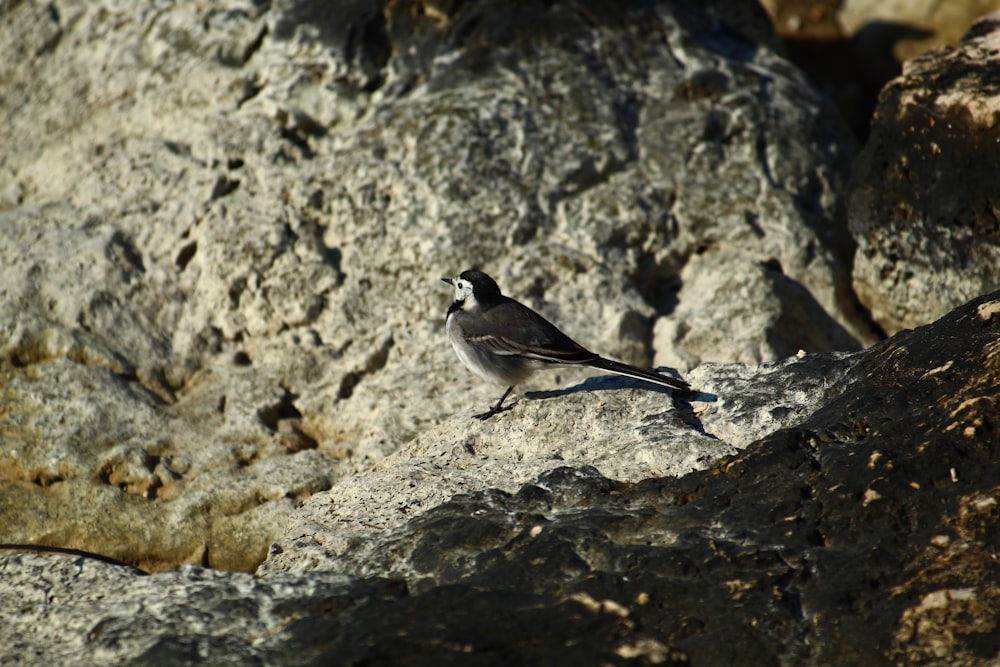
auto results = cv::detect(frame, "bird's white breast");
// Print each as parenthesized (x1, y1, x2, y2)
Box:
(447, 315, 504, 385)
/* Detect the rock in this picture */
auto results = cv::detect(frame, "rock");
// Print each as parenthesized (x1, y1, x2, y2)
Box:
(653, 248, 862, 369)
(339, 290, 998, 664)
(848, 12, 1000, 335)
(2, 291, 997, 665)
(0, 0, 871, 571)
(2, 551, 687, 665)
(3, 1, 999, 662)
(838, 0, 1000, 62)
(761, 0, 1000, 70)
(0, 553, 409, 665)
(259, 347, 860, 577)
(757, 0, 1000, 137)
(258, 377, 731, 578)
(0, 357, 336, 572)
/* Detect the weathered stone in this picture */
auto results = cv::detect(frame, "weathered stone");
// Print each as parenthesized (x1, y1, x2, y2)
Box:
(261, 290, 1000, 663)
(0, 553, 410, 665)
(653, 248, 861, 369)
(761, 0, 1000, 65)
(848, 12, 1000, 334)
(838, 0, 1000, 62)
(0, 0, 870, 572)
(259, 346, 860, 577)
(2, 291, 997, 665)
(3, 0, 999, 663)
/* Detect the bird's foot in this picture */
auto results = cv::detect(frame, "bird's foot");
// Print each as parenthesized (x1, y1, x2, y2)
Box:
(474, 398, 518, 421)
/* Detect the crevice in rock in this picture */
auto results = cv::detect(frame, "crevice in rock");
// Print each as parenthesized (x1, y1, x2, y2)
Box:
(236, 75, 263, 107)
(337, 334, 395, 400)
(209, 176, 240, 200)
(258, 387, 303, 431)
(175, 241, 197, 270)
(240, 24, 267, 65)
(106, 230, 146, 276)
(257, 387, 319, 452)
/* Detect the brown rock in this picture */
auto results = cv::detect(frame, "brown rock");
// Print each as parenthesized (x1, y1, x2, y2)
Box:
(848, 12, 1000, 334)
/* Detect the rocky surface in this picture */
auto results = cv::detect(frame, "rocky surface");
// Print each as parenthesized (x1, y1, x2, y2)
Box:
(2, 0, 1000, 664)
(0, 0, 871, 572)
(848, 11, 1000, 335)
(838, 0, 1000, 62)
(3, 291, 998, 665)
(258, 348, 856, 577)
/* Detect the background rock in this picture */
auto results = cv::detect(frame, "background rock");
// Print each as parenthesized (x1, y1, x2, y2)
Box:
(757, 0, 1000, 137)
(0, 0, 872, 571)
(847, 11, 1000, 335)
(838, 0, 1000, 61)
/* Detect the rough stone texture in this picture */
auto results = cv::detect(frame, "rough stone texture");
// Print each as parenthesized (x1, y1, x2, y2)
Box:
(0, 553, 410, 666)
(3, 1, 999, 663)
(259, 348, 858, 577)
(0, 0, 872, 572)
(653, 248, 861, 371)
(2, 292, 997, 665)
(848, 12, 1000, 335)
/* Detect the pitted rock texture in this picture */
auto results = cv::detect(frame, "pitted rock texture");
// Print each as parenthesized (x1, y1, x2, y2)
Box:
(848, 12, 1000, 335)
(2, 292, 997, 665)
(1, 0, 870, 571)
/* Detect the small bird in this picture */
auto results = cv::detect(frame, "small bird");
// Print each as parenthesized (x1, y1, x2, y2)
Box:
(443, 270, 691, 420)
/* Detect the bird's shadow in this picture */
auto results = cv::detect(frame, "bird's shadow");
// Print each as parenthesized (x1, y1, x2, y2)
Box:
(523, 371, 718, 436)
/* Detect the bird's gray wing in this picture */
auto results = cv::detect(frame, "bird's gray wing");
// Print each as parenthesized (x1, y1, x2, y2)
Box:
(462, 298, 598, 364)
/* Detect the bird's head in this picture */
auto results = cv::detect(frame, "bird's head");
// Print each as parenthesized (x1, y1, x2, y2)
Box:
(442, 270, 502, 310)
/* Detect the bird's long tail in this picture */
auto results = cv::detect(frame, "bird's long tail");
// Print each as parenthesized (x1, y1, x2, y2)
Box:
(585, 356, 691, 393)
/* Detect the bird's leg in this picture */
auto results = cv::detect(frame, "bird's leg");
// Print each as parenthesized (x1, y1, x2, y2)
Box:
(474, 385, 517, 420)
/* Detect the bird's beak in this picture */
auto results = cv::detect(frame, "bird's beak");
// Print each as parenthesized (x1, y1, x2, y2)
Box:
(441, 278, 453, 286)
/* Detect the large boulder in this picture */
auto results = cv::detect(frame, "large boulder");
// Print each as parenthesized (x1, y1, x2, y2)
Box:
(848, 12, 1000, 334)
(0, 0, 869, 571)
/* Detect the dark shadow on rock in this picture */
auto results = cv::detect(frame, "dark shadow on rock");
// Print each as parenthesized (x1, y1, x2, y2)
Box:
(524, 369, 701, 400)
(525, 371, 717, 435)
(760, 260, 863, 355)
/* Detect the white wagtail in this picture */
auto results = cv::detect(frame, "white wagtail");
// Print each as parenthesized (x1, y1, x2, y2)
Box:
(443, 270, 691, 420)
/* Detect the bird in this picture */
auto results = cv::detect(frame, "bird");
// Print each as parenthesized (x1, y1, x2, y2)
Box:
(443, 270, 691, 420)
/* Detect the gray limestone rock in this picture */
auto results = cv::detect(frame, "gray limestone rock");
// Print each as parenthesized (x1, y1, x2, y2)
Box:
(0, 0, 871, 572)
(757, 0, 1000, 138)
(0, 552, 407, 665)
(258, 349, 857, 578)
(2, 0, 998, 663)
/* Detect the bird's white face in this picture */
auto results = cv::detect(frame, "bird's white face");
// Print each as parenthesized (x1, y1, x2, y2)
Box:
(449, 276, 476, 304)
